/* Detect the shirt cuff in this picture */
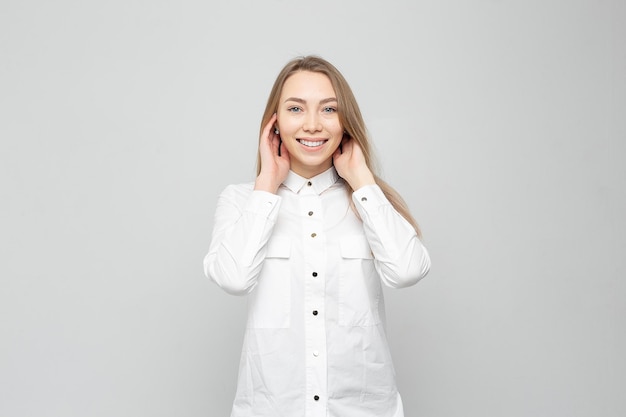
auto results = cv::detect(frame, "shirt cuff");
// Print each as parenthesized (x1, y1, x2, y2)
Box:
(244, 190, 282, 221)
(352, 184, 390, 218)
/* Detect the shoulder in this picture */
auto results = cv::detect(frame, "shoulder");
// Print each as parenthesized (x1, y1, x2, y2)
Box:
(218, 181, 255, 205)
(220, 181, 255, 195)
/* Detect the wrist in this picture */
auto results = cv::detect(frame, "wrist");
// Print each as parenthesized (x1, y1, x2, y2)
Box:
(254, 174, 281, 194)
(347, 171, 376, 191)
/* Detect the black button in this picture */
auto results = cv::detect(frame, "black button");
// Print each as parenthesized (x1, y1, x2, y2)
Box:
(312, 272, 318, 277)
(307, 181, 312, 186)
(312, 310, 318, 316)
(314, 395, 320, 401)
(311, 233, 317, 238)
(308, 211, 314, 216)
(361, 196, 367, 202)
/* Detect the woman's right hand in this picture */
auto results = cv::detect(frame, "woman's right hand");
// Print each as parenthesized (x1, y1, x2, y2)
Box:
(254, 113, 290, 193)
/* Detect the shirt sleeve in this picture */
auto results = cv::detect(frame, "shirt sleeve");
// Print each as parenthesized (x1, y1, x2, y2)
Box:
(203, 184, 281, 295)
(352, 184, 431, 288)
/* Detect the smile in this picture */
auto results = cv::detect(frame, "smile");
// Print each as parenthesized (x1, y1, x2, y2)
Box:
(297, 139, 327, 147)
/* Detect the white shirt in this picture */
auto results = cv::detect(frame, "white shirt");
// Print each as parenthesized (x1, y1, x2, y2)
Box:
(204, 167, 431, 417)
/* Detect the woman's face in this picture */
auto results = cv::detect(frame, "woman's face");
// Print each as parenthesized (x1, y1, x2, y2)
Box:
(276, 71, 343, 179)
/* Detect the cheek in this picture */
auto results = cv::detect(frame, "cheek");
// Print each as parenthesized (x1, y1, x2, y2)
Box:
(321, 116, 341, 131)
(276, 116, 297, 135)
(330, 121, 344, 137)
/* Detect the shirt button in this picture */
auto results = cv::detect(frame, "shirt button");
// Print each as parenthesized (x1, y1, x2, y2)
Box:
(361, 196, 368, 202)
(307, 181, 312, 186)
(311, 232, 317, 238)
(312, 310, 318, 316)
(314, 395, 320, 401)
(313, 350, 319, 357)
(308, 211, 314, 216)
(312, 272, 318, 277)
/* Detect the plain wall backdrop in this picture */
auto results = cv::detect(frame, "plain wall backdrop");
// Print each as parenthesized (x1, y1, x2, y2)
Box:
(1, 0, 624, 416)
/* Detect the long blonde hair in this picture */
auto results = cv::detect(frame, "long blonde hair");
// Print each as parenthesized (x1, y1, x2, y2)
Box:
(257, 56, 422, 237)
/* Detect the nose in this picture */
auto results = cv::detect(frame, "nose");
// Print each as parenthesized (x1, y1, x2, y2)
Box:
(303, 112, 322, 132)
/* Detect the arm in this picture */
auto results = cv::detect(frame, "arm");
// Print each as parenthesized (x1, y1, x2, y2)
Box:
(203, 185, 281, 295)
(203, 114, 289, 294)
(333, 139, 431, 288)
(353, 184, 431, 288)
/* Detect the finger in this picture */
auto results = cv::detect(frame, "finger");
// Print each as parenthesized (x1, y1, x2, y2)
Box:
(269, 134, 280, 155)
(262, 113, 278, 138)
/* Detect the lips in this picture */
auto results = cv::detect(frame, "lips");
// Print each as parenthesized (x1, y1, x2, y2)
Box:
(297, 139, 327, 147)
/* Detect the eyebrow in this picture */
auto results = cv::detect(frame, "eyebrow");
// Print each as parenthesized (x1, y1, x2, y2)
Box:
(283, 97, 338, 105)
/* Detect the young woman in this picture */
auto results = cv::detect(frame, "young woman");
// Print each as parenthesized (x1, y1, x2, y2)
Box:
(204, 56, 431, 417)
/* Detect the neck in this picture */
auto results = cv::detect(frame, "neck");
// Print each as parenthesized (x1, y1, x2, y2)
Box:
(290, 161, 333, 179)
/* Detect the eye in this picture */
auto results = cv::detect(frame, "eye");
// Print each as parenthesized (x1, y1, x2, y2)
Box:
(287, 106, 303, 113)
(322, 107, 337, 113)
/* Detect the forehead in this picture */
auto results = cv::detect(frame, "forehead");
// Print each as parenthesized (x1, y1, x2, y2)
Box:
(281, 71, 336, 98)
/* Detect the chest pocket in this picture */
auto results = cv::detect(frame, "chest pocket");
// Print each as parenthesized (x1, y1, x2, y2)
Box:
(338, 235, 382, 326)
(247, 236, 292, 329)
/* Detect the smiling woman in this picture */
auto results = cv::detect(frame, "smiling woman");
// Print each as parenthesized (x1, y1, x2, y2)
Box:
(203, 56, 432, 417)
(275, 71, 343, 178)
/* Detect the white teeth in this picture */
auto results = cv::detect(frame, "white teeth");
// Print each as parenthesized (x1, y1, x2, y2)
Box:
(299, 139, 325, 147)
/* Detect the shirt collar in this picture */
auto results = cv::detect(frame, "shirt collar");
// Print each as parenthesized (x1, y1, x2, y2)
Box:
(282, 167, 341, 195)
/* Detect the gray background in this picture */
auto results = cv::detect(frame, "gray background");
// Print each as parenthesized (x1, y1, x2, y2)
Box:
(1, 0, 624, 416)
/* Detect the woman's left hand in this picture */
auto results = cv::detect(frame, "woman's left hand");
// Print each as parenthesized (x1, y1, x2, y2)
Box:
(333, 138, 376, 190)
